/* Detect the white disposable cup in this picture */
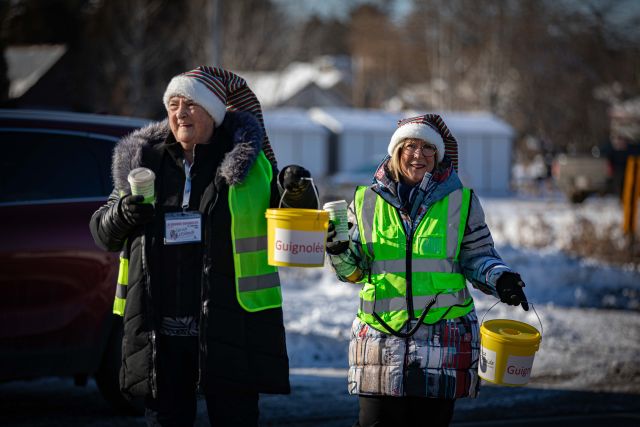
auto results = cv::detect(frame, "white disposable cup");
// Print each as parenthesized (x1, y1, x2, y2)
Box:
(127, 167, 155, 204)
(323, 200, 349, 242)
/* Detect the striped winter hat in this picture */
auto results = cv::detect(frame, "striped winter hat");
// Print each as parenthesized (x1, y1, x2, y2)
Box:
(388, 114, 459, 170)
(162, 66, 277, 169)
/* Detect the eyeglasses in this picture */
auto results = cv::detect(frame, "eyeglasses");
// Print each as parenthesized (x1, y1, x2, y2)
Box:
(402, 142, 437, 157)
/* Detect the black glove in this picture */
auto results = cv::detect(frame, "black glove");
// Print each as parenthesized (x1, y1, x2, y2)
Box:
(496, 272, 529, 311)
(119, 194, 155, 227)
(326, 221, 350, 255)
(282, 165, 311, 195)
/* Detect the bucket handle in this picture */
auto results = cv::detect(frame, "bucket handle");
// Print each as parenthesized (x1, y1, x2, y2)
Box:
(279, 177, 320, 209)
(480, 300, 544, 336)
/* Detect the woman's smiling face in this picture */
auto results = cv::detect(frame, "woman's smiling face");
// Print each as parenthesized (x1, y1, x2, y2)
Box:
(399, 138, 437, 185)
(167, 96, 214, 151)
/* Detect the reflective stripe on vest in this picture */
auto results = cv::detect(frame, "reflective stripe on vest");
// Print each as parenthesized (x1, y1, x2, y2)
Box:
(360, 287, 470, 314)
(229, 152, 282, 312)
(113, 254, 128, 316)
(355, 186, 472, 332)
(113, 189, 129, 317)
(371, 258, 462, 275)
(234, 236, 268, 253)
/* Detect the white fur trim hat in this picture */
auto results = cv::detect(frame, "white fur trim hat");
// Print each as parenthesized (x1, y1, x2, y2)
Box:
(163, 69, 227, 125)
(388, 121, 445, 162)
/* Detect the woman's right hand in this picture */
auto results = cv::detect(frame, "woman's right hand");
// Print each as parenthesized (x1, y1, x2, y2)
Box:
(326, 222, 350, 255)
(120, 194, 155, 226)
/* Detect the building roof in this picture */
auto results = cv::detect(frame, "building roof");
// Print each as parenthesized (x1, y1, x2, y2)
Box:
(309, 107, 514, 137)
(5, 45, 67, 98)
(237, 57, 350, 108)
(435, 111, 514, 137)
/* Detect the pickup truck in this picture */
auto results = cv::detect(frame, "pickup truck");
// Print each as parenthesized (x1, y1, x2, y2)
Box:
(552, 154, 612, 203)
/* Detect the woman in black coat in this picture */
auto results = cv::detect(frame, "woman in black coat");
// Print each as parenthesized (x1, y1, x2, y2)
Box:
(90, 67, 316, 427)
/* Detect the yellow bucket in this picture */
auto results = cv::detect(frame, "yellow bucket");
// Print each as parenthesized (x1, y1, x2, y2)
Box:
(479, 314, 542, 386)
(265, 208, 329, 267)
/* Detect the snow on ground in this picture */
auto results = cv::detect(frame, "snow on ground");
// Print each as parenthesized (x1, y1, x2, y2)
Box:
(278, 194, 640, 395)
(2, 195, 638, 426)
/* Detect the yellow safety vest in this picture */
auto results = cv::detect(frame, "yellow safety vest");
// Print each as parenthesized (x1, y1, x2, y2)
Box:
(113, 152, 281, 315)
(354, 186, 473, 333)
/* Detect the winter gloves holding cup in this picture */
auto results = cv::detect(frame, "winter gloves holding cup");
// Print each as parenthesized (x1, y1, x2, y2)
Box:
(496, 272, 529, 311)
(120, 194, 155, 227)
(326, 222, 351, 255)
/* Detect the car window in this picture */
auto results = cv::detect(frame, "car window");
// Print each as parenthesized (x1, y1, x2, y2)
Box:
(0, 130, 115, 203)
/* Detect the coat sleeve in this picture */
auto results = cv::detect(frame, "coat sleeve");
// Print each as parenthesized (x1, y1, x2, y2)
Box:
(328, 199, 370, 283)
(89, 189, 135, 252)
(459, 192, 512, 297)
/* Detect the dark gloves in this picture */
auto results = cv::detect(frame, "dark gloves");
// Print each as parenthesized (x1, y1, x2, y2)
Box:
(496, 272, 529, 311)
(278, 165, 318, 209)
(281, 165, 311, 195)
(119, 194, 155, 227)
(326, 222, 350, 255)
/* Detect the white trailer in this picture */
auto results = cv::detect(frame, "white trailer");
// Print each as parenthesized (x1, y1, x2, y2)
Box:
(309, 107, 514, 195)
(440, 112, 514, 195)
(263, 108, 330, 178)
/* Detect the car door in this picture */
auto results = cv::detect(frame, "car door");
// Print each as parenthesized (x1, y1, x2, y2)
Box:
(0, 128, 119, 379)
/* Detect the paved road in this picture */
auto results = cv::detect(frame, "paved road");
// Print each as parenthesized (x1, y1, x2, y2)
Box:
(452, 413, 640, 427)
(1, 371, 639, 426)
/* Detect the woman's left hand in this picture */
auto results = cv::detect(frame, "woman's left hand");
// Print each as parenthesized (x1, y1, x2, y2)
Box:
(496, 272, 529, 311)
(281, 165, 311, 194)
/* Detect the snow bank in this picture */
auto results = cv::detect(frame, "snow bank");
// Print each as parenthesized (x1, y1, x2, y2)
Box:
(279, 195, 640, 394)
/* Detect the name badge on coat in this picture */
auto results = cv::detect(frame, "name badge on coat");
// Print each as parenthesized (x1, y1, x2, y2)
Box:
(164, 211, 202, 245)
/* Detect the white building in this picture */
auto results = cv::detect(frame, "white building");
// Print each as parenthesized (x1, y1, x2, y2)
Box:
(439, 111, 514, 195)
(263, 108, 330, 179)
(262, 107, 515, 195)
(309, 108, 514, 195)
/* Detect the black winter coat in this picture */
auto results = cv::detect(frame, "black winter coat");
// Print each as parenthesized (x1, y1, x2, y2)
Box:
(90, 112, 314, 398)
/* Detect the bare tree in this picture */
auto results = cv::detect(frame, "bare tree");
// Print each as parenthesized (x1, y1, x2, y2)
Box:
(221, 0, 304, 71)
(297, 16, 349, 62)
(349, 4, 403, 107)
(349, 0, 640, 152)
(79, 0, 211, 117)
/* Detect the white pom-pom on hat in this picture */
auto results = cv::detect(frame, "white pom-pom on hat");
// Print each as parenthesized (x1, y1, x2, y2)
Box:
(388, 122, 445, 162)
(163, 73, 227, 126)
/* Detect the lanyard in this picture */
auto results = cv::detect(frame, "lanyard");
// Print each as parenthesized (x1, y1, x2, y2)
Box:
(182, 159, 192, 210)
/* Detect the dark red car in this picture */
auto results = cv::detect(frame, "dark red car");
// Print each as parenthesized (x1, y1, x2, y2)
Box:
(0, 109, 149, 413)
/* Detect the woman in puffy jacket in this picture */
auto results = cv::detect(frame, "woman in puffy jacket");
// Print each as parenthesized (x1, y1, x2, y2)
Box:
(326, 114, 529, 427)
(90, 66, 315, 427)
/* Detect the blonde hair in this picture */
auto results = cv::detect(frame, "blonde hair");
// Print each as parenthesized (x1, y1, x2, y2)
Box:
(387, 138, 439, 183)
(387, 142, 404, 182)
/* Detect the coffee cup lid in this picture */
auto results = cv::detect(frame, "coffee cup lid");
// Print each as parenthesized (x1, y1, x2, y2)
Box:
(323, 200, 348, 209)
(128, 167, 155, 183)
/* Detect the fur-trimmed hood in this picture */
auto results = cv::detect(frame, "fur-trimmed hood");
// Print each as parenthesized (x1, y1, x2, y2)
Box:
(112, 111, 264, 193)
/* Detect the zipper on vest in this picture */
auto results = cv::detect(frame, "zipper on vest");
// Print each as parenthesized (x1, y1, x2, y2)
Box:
(406, 231, 415, 320)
